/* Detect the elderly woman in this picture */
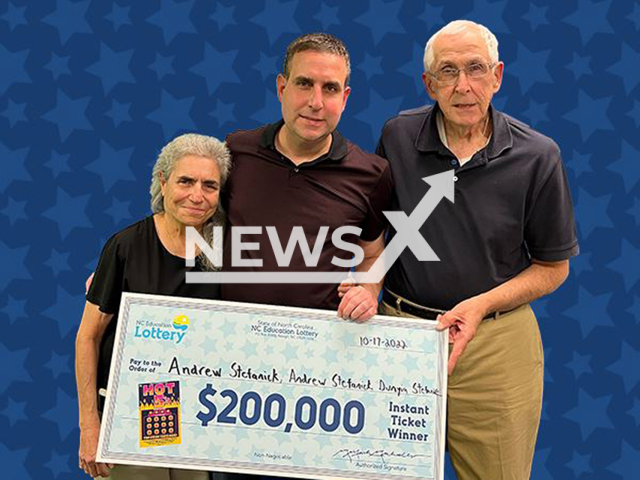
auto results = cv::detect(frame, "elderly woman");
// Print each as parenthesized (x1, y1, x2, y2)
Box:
(75, 134, 230, 479)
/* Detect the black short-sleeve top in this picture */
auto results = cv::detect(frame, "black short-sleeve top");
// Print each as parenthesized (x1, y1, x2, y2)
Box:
(86, 216, 220, 390)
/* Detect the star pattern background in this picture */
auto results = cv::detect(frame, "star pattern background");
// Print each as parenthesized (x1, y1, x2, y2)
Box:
(1, 0, 638, 479)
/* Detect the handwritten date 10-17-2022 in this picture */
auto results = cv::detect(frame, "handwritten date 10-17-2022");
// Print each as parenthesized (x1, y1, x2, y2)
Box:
(359, 336, 408, 350)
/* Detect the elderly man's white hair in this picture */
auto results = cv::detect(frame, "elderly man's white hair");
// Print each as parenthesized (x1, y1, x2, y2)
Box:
(423, 20, 499, 72)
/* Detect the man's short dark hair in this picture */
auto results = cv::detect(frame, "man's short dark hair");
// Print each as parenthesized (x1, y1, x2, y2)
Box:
(282, 33, 351, 85)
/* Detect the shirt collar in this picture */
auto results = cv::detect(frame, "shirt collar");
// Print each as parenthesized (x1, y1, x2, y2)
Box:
(260, 119, 348, 161)
(415, 103, 513, 160)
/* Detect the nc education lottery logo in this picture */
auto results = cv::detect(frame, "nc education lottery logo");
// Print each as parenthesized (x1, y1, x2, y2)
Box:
(172, 314, 189, 331)
(133, 314, 190, 344)
(186, 170, 455, 284)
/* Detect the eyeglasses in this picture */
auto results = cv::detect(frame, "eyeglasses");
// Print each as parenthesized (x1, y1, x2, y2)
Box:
(430, 63, 496, 85)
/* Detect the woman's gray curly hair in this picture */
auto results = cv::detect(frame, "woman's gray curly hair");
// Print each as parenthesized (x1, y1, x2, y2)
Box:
(149, 133, 232, 271)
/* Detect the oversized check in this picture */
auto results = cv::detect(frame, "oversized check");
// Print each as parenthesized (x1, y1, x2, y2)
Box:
(98, 292, 447, 479)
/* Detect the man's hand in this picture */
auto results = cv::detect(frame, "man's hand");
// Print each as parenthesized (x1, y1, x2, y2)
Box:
(337, 279, 378, 322)
(436, 259, 570, 374)
(436, 297, 487, 375)
(336, 233, 386, 322)
(78, 423, 113, 478)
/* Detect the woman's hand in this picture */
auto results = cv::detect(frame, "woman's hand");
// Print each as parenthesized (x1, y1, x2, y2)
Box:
(79, 423, 113, 478)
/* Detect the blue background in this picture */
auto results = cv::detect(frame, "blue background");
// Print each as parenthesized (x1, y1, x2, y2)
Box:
(1, 0, 638, 478)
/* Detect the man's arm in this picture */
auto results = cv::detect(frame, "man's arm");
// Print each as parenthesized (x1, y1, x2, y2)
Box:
(75, 302, 114, 478)
(437, 259, 569, 374)
(337, 233, 385, 321)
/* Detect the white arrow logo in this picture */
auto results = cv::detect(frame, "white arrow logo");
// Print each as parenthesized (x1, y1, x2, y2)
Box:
(186, 170, 455, 284)
(354, 169, 455, 284)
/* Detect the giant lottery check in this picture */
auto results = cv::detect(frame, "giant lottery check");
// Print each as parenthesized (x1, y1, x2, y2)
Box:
(98, 292, 447, 479)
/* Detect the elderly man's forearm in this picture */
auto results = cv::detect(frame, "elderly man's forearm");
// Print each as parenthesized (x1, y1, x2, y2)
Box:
(472, 260, 569, 316)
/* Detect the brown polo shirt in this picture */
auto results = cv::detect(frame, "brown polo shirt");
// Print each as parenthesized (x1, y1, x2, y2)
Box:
(221, 121, 393, 310)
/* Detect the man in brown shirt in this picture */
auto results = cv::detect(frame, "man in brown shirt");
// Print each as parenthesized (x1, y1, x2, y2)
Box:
(221, 33, 393, 320)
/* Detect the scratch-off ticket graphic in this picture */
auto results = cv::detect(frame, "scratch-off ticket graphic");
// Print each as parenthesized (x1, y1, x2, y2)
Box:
(138, 381, 181, 448)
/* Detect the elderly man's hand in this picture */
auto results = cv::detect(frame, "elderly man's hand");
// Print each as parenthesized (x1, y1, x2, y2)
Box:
(79, 423, 113, 478)
(337, 279, 378, 322)
(436, 298, 487, 375)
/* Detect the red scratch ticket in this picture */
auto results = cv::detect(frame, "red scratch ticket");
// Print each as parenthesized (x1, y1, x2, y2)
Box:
(138, 381, 181, 448)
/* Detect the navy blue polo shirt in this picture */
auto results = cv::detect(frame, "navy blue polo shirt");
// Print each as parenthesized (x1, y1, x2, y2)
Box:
(377, 103, 579, 310)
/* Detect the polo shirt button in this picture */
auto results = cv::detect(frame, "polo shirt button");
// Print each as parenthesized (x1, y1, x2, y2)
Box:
(453, 176, 458, 182)
(294, 168, 299, 173)
(450, 159, 458, 166)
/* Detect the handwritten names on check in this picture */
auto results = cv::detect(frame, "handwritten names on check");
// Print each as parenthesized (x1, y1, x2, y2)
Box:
(165, 357, 440, 396)
(149, 315, 439, 446)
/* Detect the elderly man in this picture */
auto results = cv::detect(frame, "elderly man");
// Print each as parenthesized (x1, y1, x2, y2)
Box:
(376, 20, 578, 479)
(222, 33, 392, 320)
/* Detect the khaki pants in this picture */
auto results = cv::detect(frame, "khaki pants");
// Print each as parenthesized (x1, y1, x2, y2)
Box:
(380, 301, 544, 480)
(107, 465, 209, 480)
